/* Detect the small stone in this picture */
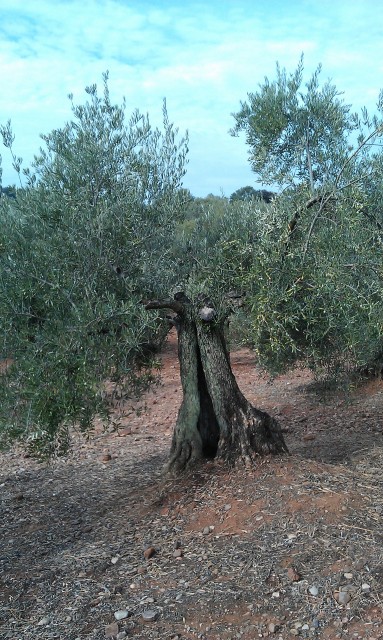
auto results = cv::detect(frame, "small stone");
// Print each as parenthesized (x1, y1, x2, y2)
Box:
(361, 583, 371, 592)
(111, 556, 120, 565)
(335, 591, 351, 605)
(271, 591, 280, 598)
(114, 610, 130, 621)
(173, 549, 183, 558)
(144, 546, 156, 560)
(202, 526, 211, 535)
(303, 433, 316, 441)
(224, 503, 232, 511)
(309, 585, 319, 596)
(102, 453, 112, 462)
(344, 572, 353, 579)
(105, 622, 119, 638)
(37, 617, 50, 626)
(116, 633, 127, 640)
(312, 618, 320, 628)
(340, 584, 356, 592)
(268, 622, 277, 633)
(142, 609, 159, 622)
(302, 624, 309, 630)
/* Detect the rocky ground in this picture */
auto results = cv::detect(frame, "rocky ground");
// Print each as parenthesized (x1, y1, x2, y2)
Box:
(0, 330, 382, 640)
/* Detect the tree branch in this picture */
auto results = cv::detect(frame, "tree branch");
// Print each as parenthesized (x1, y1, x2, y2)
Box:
(335, 126, 383, 188)
(145, 299, 184, 313)
(305, 125, 315, 193)
(301, 191, 336, 264)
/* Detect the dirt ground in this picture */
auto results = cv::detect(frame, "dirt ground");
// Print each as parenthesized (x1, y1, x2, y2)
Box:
(1, 330, 382, 640)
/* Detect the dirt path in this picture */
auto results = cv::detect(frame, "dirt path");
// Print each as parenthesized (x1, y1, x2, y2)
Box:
(1, 331, 382, 639)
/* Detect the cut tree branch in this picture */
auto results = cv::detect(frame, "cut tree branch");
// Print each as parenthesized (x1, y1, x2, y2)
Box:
(145, 299, 184, 314)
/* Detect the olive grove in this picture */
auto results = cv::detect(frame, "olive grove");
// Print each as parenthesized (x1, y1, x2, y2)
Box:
(1, 60, 383, 472)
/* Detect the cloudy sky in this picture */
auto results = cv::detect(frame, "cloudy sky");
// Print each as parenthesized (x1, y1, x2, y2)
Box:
(1, 0, 382, 196)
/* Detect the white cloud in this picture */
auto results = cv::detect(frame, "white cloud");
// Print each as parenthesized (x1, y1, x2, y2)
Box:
(1, 0, 382, 195)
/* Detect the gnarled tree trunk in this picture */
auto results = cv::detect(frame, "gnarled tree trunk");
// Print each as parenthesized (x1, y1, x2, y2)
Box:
(146, 296, 288, 473)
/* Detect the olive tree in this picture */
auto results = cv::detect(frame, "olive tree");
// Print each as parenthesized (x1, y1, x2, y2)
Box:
(0, 75, 188, 456)
(147, 197, 289, 472)
(0, 75, 288, 471)
(231, 57, 383, 378)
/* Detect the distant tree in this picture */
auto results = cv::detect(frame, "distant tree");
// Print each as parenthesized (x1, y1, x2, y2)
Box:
(230, 186, 257, 202)
(230, 186, 274, 203)
(0, 185, 17, 199)
(258, 189, 274, 203)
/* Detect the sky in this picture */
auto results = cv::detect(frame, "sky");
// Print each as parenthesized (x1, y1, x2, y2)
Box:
(1, 0, 382, 196)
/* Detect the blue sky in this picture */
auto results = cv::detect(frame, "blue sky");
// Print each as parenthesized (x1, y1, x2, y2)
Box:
(1, 0, 382, 196)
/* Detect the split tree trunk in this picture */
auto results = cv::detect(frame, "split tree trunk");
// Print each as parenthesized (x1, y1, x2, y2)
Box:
(146, 296, 288, 474)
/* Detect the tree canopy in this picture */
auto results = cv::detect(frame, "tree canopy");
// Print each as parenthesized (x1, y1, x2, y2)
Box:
(231, 58, 383, 377)
(0, 74, 189, 456)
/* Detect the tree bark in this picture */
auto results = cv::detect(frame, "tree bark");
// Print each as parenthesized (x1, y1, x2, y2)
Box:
(146, 297, 288, 473)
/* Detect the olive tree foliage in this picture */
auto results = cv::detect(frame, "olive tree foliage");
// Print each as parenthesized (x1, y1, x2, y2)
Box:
(0, 74, 188, 456)
(231, 58, 383, 377)
(169, 192, 274, 355)
(173, 197, 261, 302)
